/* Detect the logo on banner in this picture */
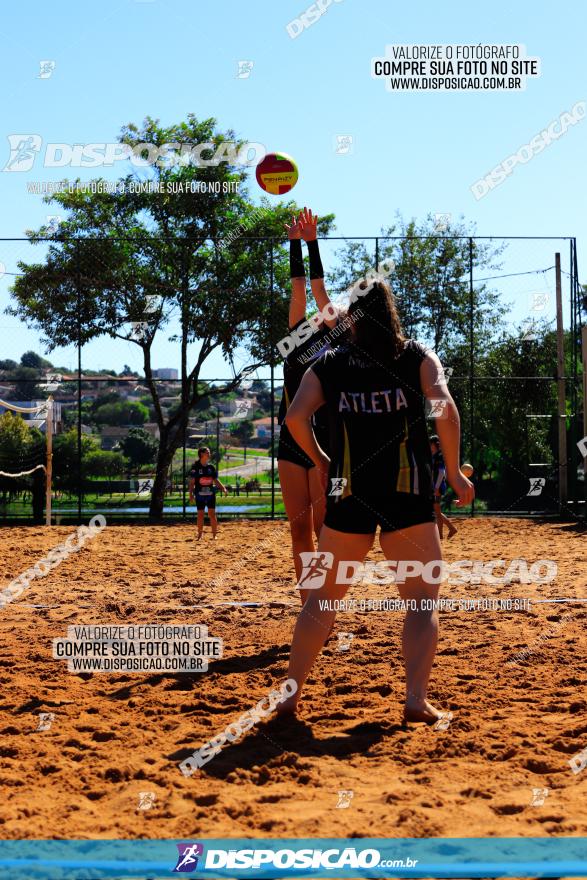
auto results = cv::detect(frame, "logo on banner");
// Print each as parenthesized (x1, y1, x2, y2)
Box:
(173, 842, 204, 872)
(527, 477, 546, 496)
(298, 551, 334, 590)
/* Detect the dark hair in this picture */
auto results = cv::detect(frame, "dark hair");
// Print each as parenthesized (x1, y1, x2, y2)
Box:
(429, 435, 440, 448)
(347, 280, 405, 362)
(198, 446, 210, 457)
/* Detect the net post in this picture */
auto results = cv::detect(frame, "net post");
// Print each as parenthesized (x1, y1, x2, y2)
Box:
(568, 238, 577, 511)
(45, 396, 53, 526)
(270, 241, 275, 520)
(555, 253, 568, 509)
(76, 240, 82, 526)
(468, 237, 475, 517)
(582, 325, 587, 517)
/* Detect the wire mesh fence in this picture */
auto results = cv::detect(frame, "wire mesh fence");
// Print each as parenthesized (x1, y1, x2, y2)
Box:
(0, 234, 584, 523)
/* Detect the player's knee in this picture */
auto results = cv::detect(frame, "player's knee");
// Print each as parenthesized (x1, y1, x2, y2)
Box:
(406, 597, 439, 621)
(289, 519, 312, 544)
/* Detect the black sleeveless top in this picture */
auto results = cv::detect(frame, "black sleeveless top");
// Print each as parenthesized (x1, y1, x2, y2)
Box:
(311, 339, 433, 502)
(278, 318, 333, 448)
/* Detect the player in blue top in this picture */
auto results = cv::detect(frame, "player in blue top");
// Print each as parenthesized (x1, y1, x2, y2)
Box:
(188, 446, 227, 540)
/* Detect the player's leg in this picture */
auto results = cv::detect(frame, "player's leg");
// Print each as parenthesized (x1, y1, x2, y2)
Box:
(278, 524, 374, 714)
(308, 464, 326, 541)
(441, 509, 457, 538)
(278, 458, 315, 605)
(434, 498, 457, 539)
(378, 520, 443, 722)
(196, 499, 205, 538)
(208, 502, 218, 538)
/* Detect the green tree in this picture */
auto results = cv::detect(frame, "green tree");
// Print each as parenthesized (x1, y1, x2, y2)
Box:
(8, 113, 334, 518)
(20, 351, 53, 370)
(85, 449, 127, 478)
(0, 413, 44, 503)
(119, 427, 158, 472)
(329, 213, 506, 361)
(249, 379, 272, 412)
(5, 366, 44, 401)
(470, 324, 560, 506)
(52, 429, 97, 495)
(231, 420, 255, 460)
(93, 400, 149, 426)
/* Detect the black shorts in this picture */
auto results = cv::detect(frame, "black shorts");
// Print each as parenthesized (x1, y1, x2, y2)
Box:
(324, 493, 436, 535)
(277, 423, 314, 470)
(196, 493, 216, 511)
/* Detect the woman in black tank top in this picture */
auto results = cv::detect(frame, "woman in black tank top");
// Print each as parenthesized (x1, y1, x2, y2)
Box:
(279, 277, 474, 724)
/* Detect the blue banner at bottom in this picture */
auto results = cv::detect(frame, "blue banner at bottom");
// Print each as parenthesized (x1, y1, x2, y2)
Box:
(0, 838, 586, 879)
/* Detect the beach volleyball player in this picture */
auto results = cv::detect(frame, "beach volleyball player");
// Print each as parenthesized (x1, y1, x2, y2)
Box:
(430, 434, 458, 539)
(188, 446, 228, 540)
(280, 278, 474, 722)
(278, 208, 338, 602)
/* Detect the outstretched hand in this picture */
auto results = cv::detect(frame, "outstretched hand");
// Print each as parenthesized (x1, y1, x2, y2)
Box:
(298, 207, 318, 241)
(284, 215, 302, 239)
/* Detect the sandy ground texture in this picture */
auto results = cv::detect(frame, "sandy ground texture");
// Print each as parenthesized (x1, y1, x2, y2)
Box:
(0, 517, 586, 844)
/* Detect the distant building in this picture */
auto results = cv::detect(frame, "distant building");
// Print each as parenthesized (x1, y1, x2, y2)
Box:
(252, 416, 279, 440)
(100, 426, 129, 450)
(152, 368, 178, 380)
(142, 423, 160, 439)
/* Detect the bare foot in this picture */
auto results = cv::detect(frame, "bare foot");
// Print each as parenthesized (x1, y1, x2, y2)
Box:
(403, 698, 443, 724)
(275, 694, 299, 717)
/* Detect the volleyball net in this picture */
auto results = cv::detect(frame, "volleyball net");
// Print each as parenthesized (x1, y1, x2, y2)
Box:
(0, 398, 53, 525)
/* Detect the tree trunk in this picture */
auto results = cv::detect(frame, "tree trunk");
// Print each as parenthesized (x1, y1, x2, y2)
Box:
(148, 422, 185, 520)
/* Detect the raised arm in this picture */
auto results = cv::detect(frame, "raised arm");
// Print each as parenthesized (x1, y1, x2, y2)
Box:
(298, 207, 337, 329)
(285, 215, 306, 329)
(419, 351, 474, 508)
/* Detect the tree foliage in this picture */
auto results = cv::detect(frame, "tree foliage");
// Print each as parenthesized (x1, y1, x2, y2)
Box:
(8, 113, 334, 517)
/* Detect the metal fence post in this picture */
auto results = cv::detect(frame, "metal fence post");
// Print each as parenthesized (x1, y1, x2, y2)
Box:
(270, 242, 275, 519)
(76, 239, 82, 526)
(182, 423, 187, 521)
(181, 244, 188, 521)
(469, 237, 475, 516)
(555, 253, 568, 509)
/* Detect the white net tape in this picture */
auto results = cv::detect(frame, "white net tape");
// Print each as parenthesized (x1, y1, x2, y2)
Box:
(0, 464, 46, 478)
(0, 398, 49, 414)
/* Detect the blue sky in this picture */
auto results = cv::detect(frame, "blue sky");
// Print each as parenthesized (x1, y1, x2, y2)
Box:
(0, 0, 584, 381)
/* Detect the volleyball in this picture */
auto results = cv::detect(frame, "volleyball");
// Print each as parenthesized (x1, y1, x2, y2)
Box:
(461, 463, 474, 477)
(255, 152, 299, 195)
